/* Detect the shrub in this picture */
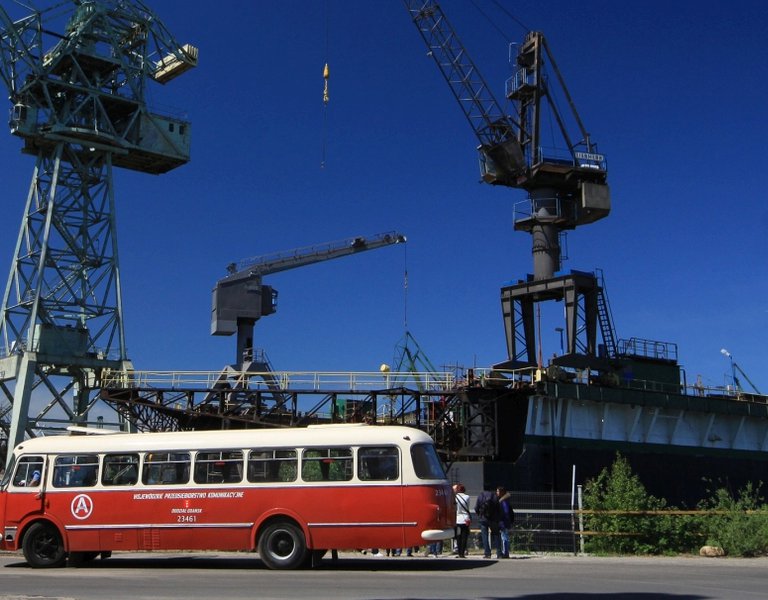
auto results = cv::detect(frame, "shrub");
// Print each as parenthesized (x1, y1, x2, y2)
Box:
(697, 482, 768, 557)
(582, 454, 699, 554)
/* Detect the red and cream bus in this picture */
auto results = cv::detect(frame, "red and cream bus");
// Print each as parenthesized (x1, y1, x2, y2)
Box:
(0, 424, 454, 569)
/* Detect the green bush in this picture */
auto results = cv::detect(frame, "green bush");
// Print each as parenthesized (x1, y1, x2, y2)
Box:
(582, 455, 768, 556)
(697, 482, 768, 557)
(582, 454, 699, 555)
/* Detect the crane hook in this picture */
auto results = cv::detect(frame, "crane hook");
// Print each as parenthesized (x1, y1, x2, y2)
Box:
(323, 62, 330, 105)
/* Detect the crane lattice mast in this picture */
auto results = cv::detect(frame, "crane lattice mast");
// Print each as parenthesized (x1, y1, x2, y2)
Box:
(0, 0, 197, 460)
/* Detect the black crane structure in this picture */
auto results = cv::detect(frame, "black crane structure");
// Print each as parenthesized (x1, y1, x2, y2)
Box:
(403, 0, 624, 373)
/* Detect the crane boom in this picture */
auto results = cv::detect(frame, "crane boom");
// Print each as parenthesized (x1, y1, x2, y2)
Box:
(734, 362, 762, 396)
(0, 8, 40, 99)
(403, 0, 525, 183)
(211, 232, 406, 367)
(224, 231, 406, 283)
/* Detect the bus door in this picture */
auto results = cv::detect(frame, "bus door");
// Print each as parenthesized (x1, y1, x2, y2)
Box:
(356, 446, 404, 549)
(3, 454, 45, 549)
(98, 452, 141, 551)
(0, 459, 11, 549)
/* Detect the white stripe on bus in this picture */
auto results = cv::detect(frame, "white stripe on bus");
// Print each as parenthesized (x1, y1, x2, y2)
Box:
(65, 523, 253, 530)
(307, 522, 417, 528)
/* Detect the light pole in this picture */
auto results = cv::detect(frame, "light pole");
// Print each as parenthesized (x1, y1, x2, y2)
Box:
(720, 348, 737, 392)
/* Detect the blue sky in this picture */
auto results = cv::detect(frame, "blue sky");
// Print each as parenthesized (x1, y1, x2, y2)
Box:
(0, 0, 766, 394)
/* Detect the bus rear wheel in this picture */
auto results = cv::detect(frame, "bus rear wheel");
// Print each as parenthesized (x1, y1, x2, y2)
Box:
(22, 522, 66, 568)
(258, 521, 308, 570)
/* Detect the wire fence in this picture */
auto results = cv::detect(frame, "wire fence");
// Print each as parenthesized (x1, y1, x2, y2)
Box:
(467, 490, 768, 555)
(459, 491, 580, 555)
(498, 491, 579, 553)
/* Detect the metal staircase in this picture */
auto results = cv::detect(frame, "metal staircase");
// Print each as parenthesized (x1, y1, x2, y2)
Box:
(595, 269, 618, 358)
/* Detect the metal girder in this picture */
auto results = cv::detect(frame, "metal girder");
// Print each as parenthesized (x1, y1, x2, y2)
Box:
(99, 370, 533, 461)
(0, 1, 196, 466)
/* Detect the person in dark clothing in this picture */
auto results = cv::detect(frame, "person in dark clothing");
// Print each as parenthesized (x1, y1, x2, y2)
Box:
(497, 486, 514, 558)
(475, 488, 501, 558)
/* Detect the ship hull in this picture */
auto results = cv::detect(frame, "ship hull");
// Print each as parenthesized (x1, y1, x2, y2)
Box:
(514, 434, 768, 506)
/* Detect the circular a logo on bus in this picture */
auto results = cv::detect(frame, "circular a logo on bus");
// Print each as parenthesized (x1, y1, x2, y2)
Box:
(71, 494, 94, 520)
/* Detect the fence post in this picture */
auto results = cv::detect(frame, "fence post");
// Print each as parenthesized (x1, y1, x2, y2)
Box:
(577, 484, 585, 555)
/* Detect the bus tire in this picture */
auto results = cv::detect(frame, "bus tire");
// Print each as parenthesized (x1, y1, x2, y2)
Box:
(258, 521, 308, 570)
(22, 522, 66, 568)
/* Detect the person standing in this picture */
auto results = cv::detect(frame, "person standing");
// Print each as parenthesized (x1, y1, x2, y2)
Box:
(497, 486, 514, 558)
(453, 483, 471, 558)
(475, 487, 501, 558)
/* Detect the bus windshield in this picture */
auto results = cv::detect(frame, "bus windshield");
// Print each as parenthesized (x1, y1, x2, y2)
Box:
(410, 443, 446, 479)
(0, 455, 14, 490)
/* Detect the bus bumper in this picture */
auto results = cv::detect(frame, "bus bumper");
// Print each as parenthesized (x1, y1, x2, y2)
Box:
(421, 528, 454, 542)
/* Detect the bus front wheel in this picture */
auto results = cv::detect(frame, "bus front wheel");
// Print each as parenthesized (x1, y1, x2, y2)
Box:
(258, 521, 308, 570)
(22, 522, 66, 568)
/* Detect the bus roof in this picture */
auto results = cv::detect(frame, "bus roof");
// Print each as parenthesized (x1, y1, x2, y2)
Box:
(11, 424, 434, 456)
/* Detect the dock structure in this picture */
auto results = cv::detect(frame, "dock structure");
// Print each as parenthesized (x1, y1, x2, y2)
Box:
(99, 368, 531, 462)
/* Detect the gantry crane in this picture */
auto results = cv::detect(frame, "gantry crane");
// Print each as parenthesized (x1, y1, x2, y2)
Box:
(403, 1, 614, 369)
(212, 232, 406, 368)
(0, 0, 196, 459)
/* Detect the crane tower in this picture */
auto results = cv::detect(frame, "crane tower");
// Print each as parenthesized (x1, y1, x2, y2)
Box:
(404, 1, 613, 369)
(0, 0, 196, 458)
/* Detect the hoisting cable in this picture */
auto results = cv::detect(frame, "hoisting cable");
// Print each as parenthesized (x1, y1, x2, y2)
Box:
(489, 0, 530, 34)
(402, 241, 409, 336)
(469, 0, 530, 45)
(321, 0, 330, 169)
(321, 61, 329, 168)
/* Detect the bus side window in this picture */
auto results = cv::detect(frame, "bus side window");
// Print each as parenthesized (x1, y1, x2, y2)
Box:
(52, 454, 99, 488)
(247, 449, 297, 483)
(301, 447, 352, 482)
(358, 446, 399, 481)
(194, 450, 243, 485)
(142, 452, 190, 485)
(102, 453, 139, 486)
(12, 455, 44, 487)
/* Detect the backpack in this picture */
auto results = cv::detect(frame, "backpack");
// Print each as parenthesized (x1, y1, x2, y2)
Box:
(501, 499, 515, 526)
(474, 491, 500, 521)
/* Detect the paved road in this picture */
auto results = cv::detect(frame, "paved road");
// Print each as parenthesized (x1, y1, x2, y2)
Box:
(0, 551, 765, 599)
